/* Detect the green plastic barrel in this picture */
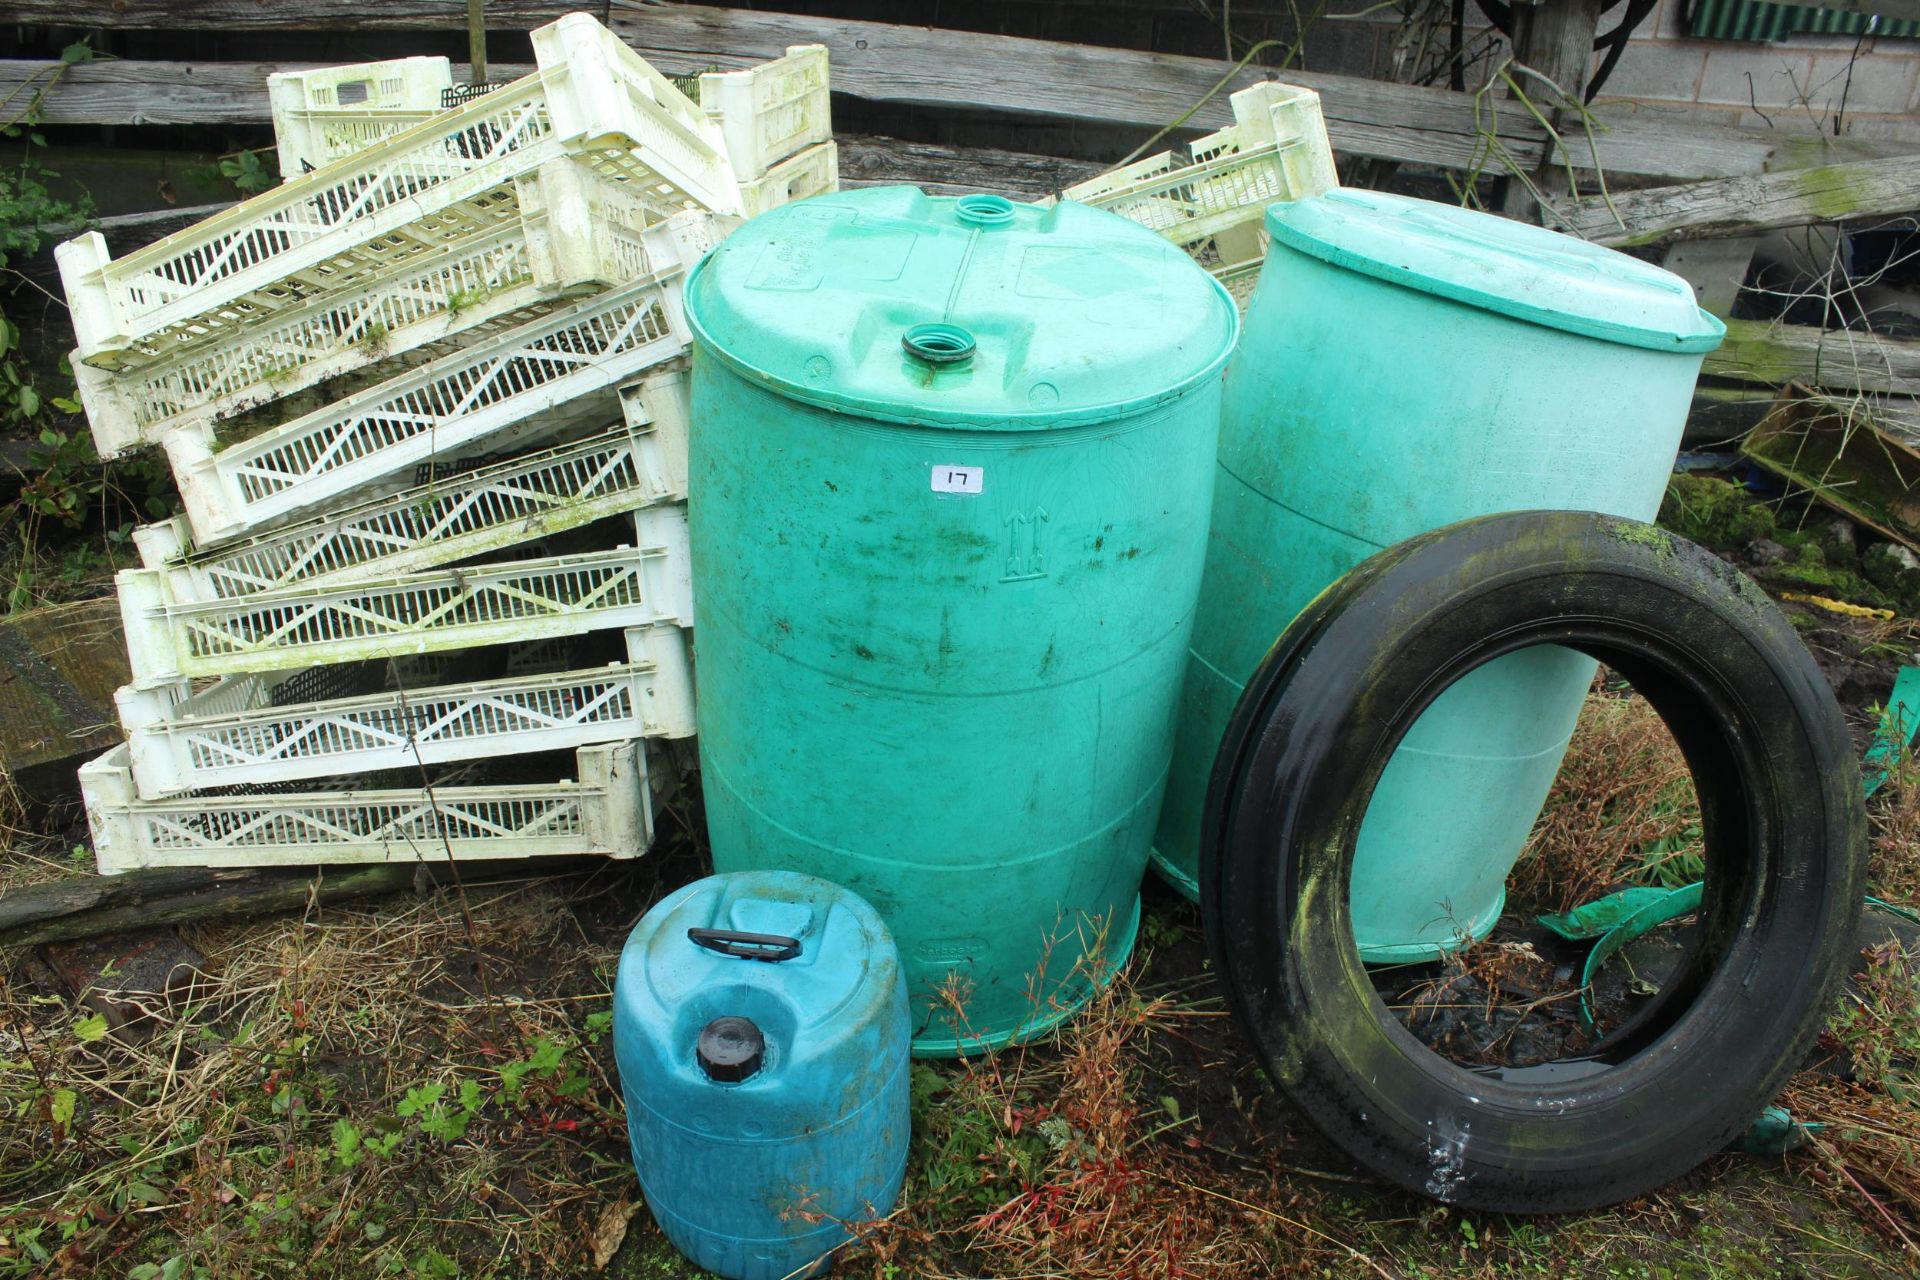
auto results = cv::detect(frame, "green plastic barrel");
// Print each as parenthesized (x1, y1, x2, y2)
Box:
(685, 187, 1238, 1055)
(1153, 189, 1725, 961)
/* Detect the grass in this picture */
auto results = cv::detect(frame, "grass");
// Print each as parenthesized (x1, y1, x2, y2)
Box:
(1509, 686, 1704, 914)
(871, 940, 1300, 1278)
(0, 862, 656, 1279)
(1783, 942, 1920, 1252)
(1, 668, 1918, 1277)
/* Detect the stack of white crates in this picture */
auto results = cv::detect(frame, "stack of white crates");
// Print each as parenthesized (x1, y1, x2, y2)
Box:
(57, 14, 834, 874)
(1058, 80, 1339, 307)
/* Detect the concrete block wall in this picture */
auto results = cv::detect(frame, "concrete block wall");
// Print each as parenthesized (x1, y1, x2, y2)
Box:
(1597, 0, 1920, 134)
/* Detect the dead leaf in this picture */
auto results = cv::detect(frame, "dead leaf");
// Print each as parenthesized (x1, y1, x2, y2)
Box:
(590, 1192, 640, 1271)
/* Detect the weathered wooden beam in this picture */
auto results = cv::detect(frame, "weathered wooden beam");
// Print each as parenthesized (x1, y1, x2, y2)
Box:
(1686, 383, 1781, 446)
(1556, 156, 1920, 247)
(840, 134, 1100, 198)
(0, 0, 573, 25)
(611, 7, 1554, 173)
(0, 58, 339, 126)
(0, 47, 1544, 176)
(0, 857, 597, 949)
(12, 0, 1919, 34)
(0, 866, 406, 948)
(629, 7, 1834, 179)
(0, 48, 1796, 184)
(1705, 319, 1920, 396)
(4, 6, 1914, 181)
(0, 0, 1371, 28)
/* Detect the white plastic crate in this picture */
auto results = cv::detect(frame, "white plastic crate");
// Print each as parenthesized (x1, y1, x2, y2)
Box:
(162, 222, 708, 546)
(116, 625, 692, 797)
(739, 140, 838, 217)
(270, 57, 456, 177)
(273, 44, 831, 189)
(80, 738, 654, 873)
(1061, 80, 1337, 280)
(135, 368, 689, 600)
(1217, 258, 1263, 311)
(121, 506, 692, 686)
(698, 45, 831, 182)
(73, 159, 700, 458)
(57, 12, 738, 372)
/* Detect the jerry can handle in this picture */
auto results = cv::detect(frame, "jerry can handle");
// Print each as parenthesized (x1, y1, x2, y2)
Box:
(687, 927, 802, 962)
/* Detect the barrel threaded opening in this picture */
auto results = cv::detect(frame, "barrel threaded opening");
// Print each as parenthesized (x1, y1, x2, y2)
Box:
(902, 322, 977, 366)
(955, 193, 1015, 227)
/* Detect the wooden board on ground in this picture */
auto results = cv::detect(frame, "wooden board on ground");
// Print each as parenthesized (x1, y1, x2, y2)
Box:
(1743, 386, 1920, 551)
(37, 928, 204, 1043)
(0, 858, 598, 948)
(0, 597, 126, 803)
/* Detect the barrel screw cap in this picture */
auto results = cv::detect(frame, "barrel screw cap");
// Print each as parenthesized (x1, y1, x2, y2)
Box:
(698, 1016, 766, 1083)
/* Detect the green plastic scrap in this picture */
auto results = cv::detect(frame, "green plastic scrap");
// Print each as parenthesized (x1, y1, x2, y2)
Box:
(1866, 895, 1920, 926)
(1731, 1105, 1822, 1156)
(1863, 666, 1920, 801)
(1538, 887, 1680, 941)
(1576, 882, 1704, 1030)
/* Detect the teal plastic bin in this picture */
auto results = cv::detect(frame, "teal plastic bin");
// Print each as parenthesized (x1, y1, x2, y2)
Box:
(686, 187, 1238, 1053)
(1153, 189, 1725, 960)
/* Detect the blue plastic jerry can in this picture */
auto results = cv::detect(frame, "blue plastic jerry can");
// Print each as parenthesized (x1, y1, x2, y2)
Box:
(614, 871, 911, 1279)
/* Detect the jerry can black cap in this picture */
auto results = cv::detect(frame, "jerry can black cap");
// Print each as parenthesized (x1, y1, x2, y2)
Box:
(698, 1016, 765, 1083)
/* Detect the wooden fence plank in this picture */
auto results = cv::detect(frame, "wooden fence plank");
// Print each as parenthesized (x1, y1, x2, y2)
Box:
(0, 0, 575, 25)
(11, 0, 1918, 43)
(0, 50, 1547, 176)
(1706, 319, 1920, 396)
(2, 5, 1913, 181)
(611, 6, 1551, 173)
(0, 59, 363, 126)
(1556, 156, 1920, 247)
(613, 9, 1920, 181)
(841, 134, 1100, 197)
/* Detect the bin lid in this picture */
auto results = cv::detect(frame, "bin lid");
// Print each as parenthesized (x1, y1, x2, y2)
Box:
(1265, 189, 1726, 354)
(684, 185, 1239, 429)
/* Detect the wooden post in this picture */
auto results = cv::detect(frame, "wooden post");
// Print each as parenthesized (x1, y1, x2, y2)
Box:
(468, 0, 488, 85)
(1502, 0, 1604, 221)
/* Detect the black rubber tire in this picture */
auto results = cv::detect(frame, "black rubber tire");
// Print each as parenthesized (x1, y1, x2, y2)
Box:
(1201, 510, 1867, 1213)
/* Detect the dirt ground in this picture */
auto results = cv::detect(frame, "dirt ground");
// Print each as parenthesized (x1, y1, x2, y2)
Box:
(2, 834, 1908, 1280)
(2, 479, 1919, 1280)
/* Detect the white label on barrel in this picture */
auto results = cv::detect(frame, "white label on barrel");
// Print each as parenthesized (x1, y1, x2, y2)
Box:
(930, 464, 983, 495)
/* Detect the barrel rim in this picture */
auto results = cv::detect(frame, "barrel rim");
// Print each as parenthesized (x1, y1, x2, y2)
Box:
(682, 232, 1240, 432)
(1263, 195, 1727, 356)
